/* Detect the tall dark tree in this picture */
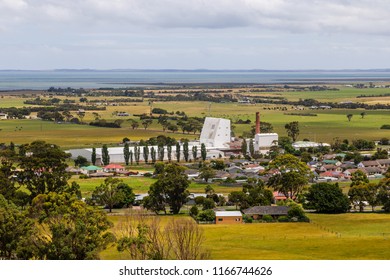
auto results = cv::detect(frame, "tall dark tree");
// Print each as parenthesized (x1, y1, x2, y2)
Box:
(102, 144, 110, 165)
(151, 147, 157, 164)
(192, 145, 198, 161)
(158, 143, 165, 161)
(241, 139, 247, 155)
(167, 144, 172, 162)
(347, 114, 353, 122)
(285, 121, 300, 142)
(134, 144, 140, 165)
(91, 147, 96, 165)
(143, 145, 149, 163)
(124, 143, 130, 165)
(129, 150, 134, 165)
(175, 143, 181, 162)
(201, 143, 207, 161)
(183, 140, 189, 162)
(249, 139, 255, 158)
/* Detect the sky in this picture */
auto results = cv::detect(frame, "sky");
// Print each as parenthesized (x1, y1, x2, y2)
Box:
(1, 0, 390, 70)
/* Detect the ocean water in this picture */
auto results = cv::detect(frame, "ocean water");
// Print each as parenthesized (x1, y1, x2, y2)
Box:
(1, 70, 390, 90)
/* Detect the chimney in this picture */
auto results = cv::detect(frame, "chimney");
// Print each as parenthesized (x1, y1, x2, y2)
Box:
(255, 112, 260, 134)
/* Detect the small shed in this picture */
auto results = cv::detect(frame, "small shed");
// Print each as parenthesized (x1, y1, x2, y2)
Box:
(243, 206, 290, 220)
(103, 164, 125, 173)
(215, 211, 243, 224)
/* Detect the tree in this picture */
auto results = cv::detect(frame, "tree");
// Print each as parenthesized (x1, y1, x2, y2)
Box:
(242, 180, 273, 207)
(92, 177, 133, 213)
(199, 166, 216, 183)
(18, 141, 71, 200)
(267, 154, 312, 201)
(228, 191, 247, 210)
(151, 147, 157, 164)
(305, 183, 350, 213)
(124, 143, 130, 165)
(183, 140, 189, 162)
(360, 112, 366, 119)
(145, 164, 189, 214)
(129, 150, 134, 165)
(91, 147, 96, 165)
(102, 144, 110, 165)
(134, 144, 140, 165)
(347, 114, 353, 122)
(249, 138, 255, 158)
(241, 139, 247, 155)
(130, 119, 139, 130)
(201, 143, 207, 161)
(142, 119, 153, 130)
(192, 145, 198, 160)
(143, 145, 149, 163)
(167, 145, 172, 162)
(350, 170, 369, 187)
(175, 143, 181, 162)
(167, 123, 178, 133)
(74, 155, 88, 167)
(158, 143, 165, 161)
(348, 184, 368, 212)
(29, 192, 113, 260)
(285, 121, 300, 141)
(0, 195, 35, 259)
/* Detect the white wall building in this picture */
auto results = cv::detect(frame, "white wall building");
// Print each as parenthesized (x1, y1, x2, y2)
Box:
(254, 133, 278, 154)
(199, 117, 231, 148)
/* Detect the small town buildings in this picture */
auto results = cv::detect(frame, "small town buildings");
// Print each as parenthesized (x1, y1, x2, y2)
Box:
(292, 141, 331, 150)
(200, 117, 231, 148)
(81, 165, 102, 175)
(103, 164, 125, 173)
(215, 211, 243, 224)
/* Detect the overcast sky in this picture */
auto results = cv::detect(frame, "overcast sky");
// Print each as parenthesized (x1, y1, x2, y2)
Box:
(1, 0, 390, 70)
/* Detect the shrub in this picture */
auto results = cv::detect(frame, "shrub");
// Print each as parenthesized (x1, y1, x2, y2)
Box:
(288, 204, 306, 219)
(278, 216, 289, 222)
(262, 215, 274, 222)
(243, 214, 253, 223)
(189, 205, 199, 217)
(79, 174, 89, 179)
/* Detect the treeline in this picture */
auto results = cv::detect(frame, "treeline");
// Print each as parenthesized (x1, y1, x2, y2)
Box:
(357, 93, 390, 98)
(155, 93, 237, 103)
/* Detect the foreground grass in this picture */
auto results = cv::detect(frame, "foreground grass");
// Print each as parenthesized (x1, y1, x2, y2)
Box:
(100, 213, 390, 260)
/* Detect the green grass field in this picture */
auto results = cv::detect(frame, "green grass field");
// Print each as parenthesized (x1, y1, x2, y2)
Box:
(99, 213, 390, 260)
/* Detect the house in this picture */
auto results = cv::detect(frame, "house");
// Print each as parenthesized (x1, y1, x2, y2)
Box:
(81, 165, 103, 175)
(377, 159, 390, 170)
(215, 211, 243, 224)
(243, 206, 290, 220)
(103, 164, 125, 173)
(358, 161, 381, 168)
(343, 168, 368, 178)
(0, 113, 8, 120)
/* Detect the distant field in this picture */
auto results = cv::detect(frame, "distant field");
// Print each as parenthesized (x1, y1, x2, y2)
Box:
(0, 85, 389, 148)
(100, 213, 390, 260)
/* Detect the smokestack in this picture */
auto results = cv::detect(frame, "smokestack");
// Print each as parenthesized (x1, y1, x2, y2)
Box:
(255, 112, 260, 134)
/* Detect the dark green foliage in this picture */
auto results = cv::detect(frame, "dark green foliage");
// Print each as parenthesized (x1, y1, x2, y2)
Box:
(199, 166, 216, 183)
(158, 143, 165, 161)
(91, 147, 96, 165)
(151, 146, 157, 163)
(201, 143, 207, 161)
(123, 143, 130, 165)
(262, 215, 273, 222)
(305, 183, 350, 213)
(183, 140, 189, 162)
(285, 121, 300, 141)
(102, 144, 110, 165)
(143, 145, 149, 163)
(145, 164, 189, 214)
(0, 195, 35, 259)
(192, 145, 198, 160)
(29, 192, 113, 260)
(190, 205, 199, 217)
(197, 209, 215, 222)
(74, 155, 88, 167)
(175, 142, 181, 162)
(18, 141, 71, 200)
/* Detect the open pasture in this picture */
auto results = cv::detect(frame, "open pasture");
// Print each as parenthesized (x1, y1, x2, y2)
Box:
(99, 213, 390, 260)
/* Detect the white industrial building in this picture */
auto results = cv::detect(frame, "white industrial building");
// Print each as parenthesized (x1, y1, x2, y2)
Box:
(292, 141, 331, 150)
(254, 133, 279, 154)
(199, 117, 231, 148)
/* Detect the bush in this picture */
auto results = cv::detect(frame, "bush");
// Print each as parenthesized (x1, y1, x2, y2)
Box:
(243, 214, 253, 223)
(288, 204, 306, 219)
(380, 124, 390, 130)
(79, 174, 89, 179)
(262, 215, 274, 222)
(197, 209, 216, 222)
(143, 172, 153, 177)
(189, 205, 199, 217)
(277, 216, 289, 222)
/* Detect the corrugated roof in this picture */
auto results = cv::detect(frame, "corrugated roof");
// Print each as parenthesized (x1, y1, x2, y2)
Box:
(215, 211, 242, 217)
